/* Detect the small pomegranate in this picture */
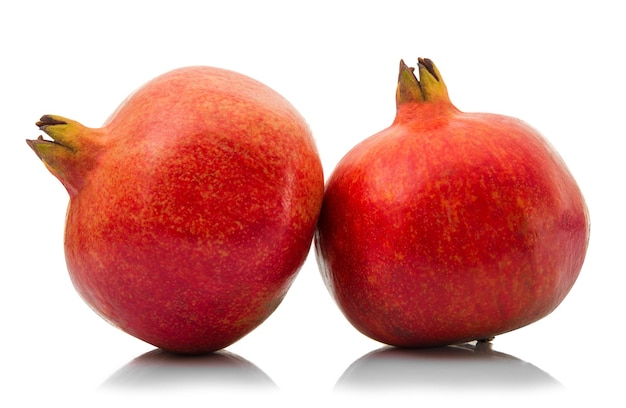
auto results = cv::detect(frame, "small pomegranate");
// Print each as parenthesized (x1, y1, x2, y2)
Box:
(315, 58, 589, 347)
(27, 66, 324, 354)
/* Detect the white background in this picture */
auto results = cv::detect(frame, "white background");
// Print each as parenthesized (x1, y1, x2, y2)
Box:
(2, 1, 624, 406)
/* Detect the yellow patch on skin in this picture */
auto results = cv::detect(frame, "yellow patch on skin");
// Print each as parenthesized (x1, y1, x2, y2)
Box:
(366, 274, 380, 286)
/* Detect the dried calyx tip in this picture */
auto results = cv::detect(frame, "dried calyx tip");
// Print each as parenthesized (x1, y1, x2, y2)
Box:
(36, 115, 67, 130)
(417, 58, 439, 81)
(398, 59, 415, 80)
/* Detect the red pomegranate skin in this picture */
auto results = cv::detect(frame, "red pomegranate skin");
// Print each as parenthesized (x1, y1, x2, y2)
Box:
(315, 59, 589, 347)
(28, 66, 324, 353)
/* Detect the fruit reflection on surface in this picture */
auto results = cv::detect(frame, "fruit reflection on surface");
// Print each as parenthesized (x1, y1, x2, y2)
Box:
(27, 66, 324, 354)
(315, 58, 589, 347)
(336, 341, 562, 390)
(102, 349, 276, 389)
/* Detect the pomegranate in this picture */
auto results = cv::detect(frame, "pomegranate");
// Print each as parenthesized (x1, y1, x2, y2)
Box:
(27, 66, 324, 354)
(315, 58, 589, 347)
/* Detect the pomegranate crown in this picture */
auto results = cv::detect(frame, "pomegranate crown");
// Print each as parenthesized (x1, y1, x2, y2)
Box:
(396, 58, 450, 107)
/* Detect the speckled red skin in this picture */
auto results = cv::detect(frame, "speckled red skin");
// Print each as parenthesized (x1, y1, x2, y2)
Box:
(28, 67, 324, 353)
(315, 59, 589, 348)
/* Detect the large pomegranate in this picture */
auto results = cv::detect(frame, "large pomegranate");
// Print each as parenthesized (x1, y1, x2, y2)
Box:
(27, 66, 324, 354)
(315, 58, 589, 347)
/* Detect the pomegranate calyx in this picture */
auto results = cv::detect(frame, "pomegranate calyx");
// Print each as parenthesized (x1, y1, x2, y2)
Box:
(26, 115, 103, 194)
(396, 57, 450, 107)
(27, 115, 79, 155)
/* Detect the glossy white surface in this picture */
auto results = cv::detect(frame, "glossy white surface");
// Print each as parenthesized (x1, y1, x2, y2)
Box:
(2, 1, 623, 406)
